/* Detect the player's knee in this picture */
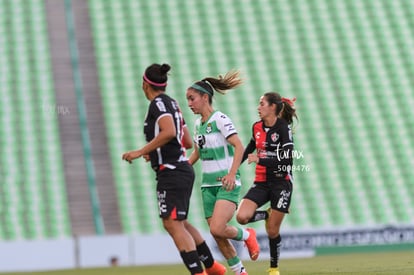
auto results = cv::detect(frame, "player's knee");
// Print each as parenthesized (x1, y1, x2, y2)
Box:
(210, 225, 225, 238)
(236, 213, 249, 225)
(266, 226, 280, 238)
(162, 219, 174, 233)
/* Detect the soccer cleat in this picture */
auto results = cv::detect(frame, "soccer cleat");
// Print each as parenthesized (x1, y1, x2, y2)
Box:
(267, 267, 280, 275)
(244, 228, 260, 261)
(194, 272, 208, 275)
(205, 261, 226, 275)
(238, 266, 248, 275)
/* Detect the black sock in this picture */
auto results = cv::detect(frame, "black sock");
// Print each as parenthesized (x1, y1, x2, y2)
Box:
(269, 235, 281, 268)
(248, 210, 269, 223)
(196, 241, 214, 268)
(180, 250, 204, 274)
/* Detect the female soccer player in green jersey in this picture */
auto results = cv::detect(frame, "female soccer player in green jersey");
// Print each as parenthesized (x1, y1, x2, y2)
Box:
(185, 70, 260, 275)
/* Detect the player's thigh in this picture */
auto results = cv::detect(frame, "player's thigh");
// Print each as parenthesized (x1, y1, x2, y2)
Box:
(236, 198, 258, 223)
(209, 199, 237, 228)
(237, 183, 269, 222)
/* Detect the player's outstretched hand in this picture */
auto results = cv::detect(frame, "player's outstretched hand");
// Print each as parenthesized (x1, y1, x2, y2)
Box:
(122, 150, 142, 164)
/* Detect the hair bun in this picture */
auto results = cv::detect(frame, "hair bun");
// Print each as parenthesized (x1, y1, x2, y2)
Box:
(160, 64, 171, 75)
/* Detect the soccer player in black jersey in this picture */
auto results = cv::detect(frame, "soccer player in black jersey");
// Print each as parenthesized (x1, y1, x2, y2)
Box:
(122, 63, 224, 275)
(236, 92, 298, 275)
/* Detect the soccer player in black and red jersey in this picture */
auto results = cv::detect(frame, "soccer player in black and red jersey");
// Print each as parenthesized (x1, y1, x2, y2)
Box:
(236, 92, 298, 275)
(122, 63, 225, 275)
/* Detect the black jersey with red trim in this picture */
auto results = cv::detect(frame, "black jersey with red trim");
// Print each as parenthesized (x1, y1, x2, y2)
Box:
(243, 118, 294, 182)
(144, 93, 188, 170)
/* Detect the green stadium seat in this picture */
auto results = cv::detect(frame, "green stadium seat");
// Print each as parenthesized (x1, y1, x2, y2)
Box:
(88, 0, 414, 234)
(0, 0, 70, 241)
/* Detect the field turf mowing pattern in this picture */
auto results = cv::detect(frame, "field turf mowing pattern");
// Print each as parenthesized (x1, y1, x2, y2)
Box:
(4, 251, 414, 275)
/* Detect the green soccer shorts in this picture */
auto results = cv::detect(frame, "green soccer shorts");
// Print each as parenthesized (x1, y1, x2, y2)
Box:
(201, 185, 241, 219)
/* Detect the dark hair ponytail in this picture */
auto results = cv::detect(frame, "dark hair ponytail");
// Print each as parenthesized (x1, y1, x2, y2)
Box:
(189, 70, 243, 104)
(143, 63, 171, 91)
(280, 100, 298, 125)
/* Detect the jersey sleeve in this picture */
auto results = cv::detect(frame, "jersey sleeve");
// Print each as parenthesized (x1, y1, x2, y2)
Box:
(216, 112, 237, 139)
(149, 97, 172, 120)
(242, 124, 256, 163)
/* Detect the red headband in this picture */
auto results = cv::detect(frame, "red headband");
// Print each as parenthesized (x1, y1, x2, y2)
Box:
(281, 97, 296, 107)
(143, 74, 167, 87)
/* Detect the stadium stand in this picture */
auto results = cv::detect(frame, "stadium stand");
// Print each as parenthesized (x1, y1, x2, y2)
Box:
(88, 0, 414, 234)
(1, 0, 413, 240)
(0, 0, 70, 240)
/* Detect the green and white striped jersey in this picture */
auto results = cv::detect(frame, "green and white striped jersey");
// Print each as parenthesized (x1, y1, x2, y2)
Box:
(193, 111, 241, 187)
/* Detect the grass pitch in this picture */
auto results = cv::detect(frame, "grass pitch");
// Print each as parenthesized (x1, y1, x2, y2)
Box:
(5, 250, 414, 274)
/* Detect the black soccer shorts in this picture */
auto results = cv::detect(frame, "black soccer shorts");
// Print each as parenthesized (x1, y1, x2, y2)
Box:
(243, 179, 293, 213)
(155, 162, 195, 220)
